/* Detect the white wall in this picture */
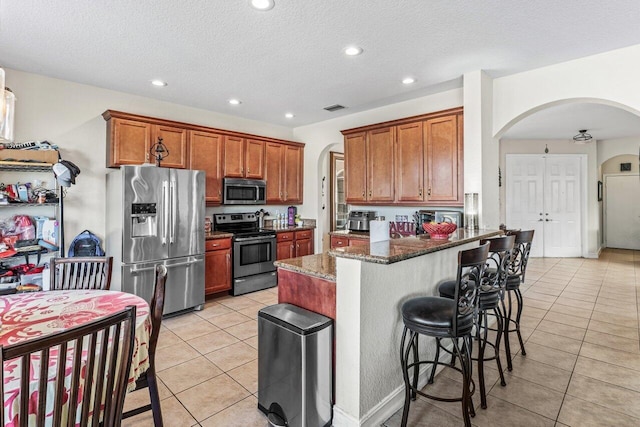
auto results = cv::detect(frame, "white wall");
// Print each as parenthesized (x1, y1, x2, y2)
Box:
(4, 68, 294, 248)
(597, 136, 640, 170)
(293, 89, 464, 251)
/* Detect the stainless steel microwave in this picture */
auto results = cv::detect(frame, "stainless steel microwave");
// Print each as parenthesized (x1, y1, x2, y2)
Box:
(223, 178, 266, 205)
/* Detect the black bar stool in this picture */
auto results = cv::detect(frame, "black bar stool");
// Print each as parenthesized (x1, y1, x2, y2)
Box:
(437, 235, 515, 409)
(503, 229, 535, 371)
(399, 243, 489, 427)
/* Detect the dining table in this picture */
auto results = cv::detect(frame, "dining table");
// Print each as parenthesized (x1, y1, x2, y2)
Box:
(0, 290, 152, 426)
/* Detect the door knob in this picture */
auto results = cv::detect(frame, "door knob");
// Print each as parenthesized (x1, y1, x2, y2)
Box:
(545, 219, 551, 221)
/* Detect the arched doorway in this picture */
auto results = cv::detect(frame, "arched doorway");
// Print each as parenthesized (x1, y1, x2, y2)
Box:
(495, 98, 640, 257)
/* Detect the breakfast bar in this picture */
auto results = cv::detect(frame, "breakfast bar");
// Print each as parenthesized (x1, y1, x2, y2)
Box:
(275, 229, 500, 427)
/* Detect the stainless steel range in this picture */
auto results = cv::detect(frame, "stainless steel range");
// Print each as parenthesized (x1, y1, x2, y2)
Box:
(213, 213, 277, 296)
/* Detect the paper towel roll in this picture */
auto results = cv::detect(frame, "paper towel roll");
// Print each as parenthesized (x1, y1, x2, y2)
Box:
(369, 219, 390, 243)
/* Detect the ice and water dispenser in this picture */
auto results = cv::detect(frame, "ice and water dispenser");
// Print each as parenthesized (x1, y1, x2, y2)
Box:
(130, 203, 158, 237)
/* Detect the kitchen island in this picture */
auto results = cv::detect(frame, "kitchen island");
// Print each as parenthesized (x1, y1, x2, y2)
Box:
(276, 229, 501, 427)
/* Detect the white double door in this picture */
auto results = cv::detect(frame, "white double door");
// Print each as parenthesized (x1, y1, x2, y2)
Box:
(506, 154, 583, 257)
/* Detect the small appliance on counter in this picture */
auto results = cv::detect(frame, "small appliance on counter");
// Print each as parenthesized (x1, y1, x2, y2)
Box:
(414, 210, 436, 235)
(435, 211, 463, 228)
(287, 206, 297, 227)
(346, 210, 377, 232)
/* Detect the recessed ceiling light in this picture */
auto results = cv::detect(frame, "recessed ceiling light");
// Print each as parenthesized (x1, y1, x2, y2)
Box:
(344, 46, 363, 56)
(228, 99, 241, 105)
(250, 0, 275, 11)
(402, 77, 416, 85)
(285, 113, 294, 119)
(151, 80, 167, 87)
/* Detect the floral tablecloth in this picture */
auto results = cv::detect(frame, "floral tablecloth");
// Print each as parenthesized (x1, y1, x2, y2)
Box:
(0, 290, 151, 426)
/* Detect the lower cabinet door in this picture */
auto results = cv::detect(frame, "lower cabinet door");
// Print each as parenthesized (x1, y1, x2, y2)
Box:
(276, 241, 294, 260)
(295, 238, 313, 257)
(205, 248, 231, 295)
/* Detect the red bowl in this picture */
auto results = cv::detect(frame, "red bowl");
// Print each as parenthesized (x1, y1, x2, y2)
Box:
(422, 222, 458, 240)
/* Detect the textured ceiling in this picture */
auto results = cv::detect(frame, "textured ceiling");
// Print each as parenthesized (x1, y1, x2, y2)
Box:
(2, 0, 640, 128)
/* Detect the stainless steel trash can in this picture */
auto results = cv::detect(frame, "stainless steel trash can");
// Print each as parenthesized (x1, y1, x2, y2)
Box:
(258, 303, 333, 427)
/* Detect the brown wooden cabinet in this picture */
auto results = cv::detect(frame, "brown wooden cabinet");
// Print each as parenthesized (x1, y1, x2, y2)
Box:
(344, 128, 394, 204)
(107, 118, 152, 166)
(105, 117, 188, 169)
(342, 108, 463, 206)
(223, 137, 265, 179)
(424, 115, 462, 203)
(395, 122, 424, 202)
(276, 229, 315, 260)
(205, 238, 232, 295)
(330, 235, 369, 249)
(152, 124, 188, 169)
(104, 110, 304, 205)
(189, 130, 223, 204)
(265, 142, 303, 204)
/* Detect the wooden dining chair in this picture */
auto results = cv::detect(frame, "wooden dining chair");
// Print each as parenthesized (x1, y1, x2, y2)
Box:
(122, 264, 167, 426)
(50, 256, 113, 290)
(0, 305, 136, 427)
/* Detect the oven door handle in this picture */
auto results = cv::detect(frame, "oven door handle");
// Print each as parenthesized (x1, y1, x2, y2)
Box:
(234, 235, 276, 242)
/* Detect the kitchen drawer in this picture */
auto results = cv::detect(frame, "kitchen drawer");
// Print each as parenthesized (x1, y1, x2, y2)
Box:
(331, 236, 349, 248)
(294, 229, 312, 240)
(206, 238, 231, 251)
(277, 232, 295, 242)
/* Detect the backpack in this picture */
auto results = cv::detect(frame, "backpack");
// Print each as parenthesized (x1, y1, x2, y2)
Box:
(68, 230, 105, 257)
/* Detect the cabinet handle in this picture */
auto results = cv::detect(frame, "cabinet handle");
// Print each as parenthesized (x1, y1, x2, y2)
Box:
(241, 167, 244, 174)
(212, 243, 219, 247)
(219, 190, 221, 196)
(368, 190, 372, 198)
(145, 152, 150, 161)
(362, 191, 365, 197)
(419, 188, 422, 197)
(247, 168, 250, 174)
(427, 188, 431, 196)
(226, 253, 230, 267)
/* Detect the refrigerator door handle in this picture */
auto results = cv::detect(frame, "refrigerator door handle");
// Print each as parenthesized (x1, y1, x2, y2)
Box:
(162, 181, 169, 245)
(130, 265, 157, 274)
(170, 179, 176, 244)
(166, 259, 199, 268)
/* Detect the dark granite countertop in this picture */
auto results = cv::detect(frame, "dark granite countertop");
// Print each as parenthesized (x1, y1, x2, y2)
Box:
(328, 229, 502, 264)
(205, 231, 234, 240)
(275, 253, 336, 281)
(329, 230, 370, 239)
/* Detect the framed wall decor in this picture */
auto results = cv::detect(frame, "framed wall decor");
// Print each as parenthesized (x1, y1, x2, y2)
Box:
(597, 180, 603, 201)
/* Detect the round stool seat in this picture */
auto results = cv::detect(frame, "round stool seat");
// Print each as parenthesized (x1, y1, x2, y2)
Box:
(402, 297, 474, 338)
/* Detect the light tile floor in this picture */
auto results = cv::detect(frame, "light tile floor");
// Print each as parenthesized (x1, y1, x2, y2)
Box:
(123, 249, 640, 426)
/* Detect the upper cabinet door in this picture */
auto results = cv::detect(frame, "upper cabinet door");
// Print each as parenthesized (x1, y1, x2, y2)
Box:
(108, 118, 152, 167)
(367, 127, 395, 202)
(224, 136, 245, 177)
(395, 122, 424, 202)
(424, 115, 460, 203)
(153, 124, 189, 169)
(283, 145, 303, 203)
(344, 132, 367, 203)
(265, 142, 283, 203)
(245, 139, 265, 179)
(189, 130, 223, 204)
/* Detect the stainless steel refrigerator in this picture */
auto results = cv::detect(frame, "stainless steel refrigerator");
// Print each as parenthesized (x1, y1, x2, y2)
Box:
(106, 165, 205, 315)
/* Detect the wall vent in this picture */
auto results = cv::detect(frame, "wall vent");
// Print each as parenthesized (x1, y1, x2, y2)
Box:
(324, 104, 346, 112)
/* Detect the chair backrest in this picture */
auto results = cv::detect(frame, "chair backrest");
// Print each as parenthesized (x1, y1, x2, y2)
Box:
(0, 306, 136, 427)
(479, 235, 516, 293)
(50, 256, 113, 290)
(453, 242, 490, 336)
(506, 230, 535, 282)
(147, 265, 167, 363)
